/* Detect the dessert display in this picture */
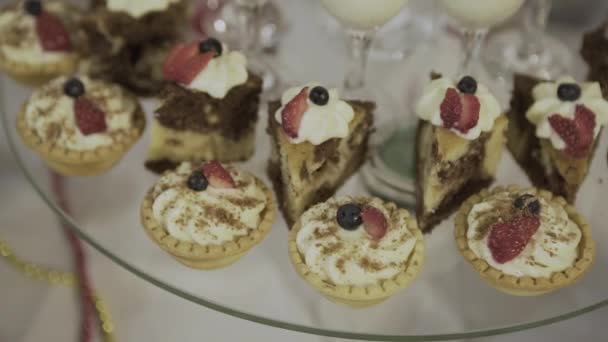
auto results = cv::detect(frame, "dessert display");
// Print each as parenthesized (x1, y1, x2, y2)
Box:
(141, 161, 276, 269)
(145, 38, 262, 173)
(507, 75, 608, 203)
(0, 0, 82, 86)
(267, 83, 375, 226)
(454, 185, 595, 296)
(79, 0, 187, 96)
(288, 196, 424, 307)
(16, 75, 145, 176)
(581, 20, 608, 95)
(415, 74, 508, 232)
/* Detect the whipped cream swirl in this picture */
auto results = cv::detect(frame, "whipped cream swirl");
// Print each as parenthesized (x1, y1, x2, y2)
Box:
(467, 190, 581, 278)
(25, 75, 138, 151)
(184, 45, 248, 99)
(526, 76, 608, 150)
(106, 0, 180, 18)
(274, 83, 355, 145)
(151, 162, 268, 245)
(0, 2, 75, 64)
(415, 77, 502, 140)
(296, 196, 416, 287)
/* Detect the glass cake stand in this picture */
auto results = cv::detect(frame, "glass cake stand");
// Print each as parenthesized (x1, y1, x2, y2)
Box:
(3, 1, 608, 340)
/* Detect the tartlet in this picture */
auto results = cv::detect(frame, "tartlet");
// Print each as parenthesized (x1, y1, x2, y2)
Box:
(415, 74, 507, 232)
(288, 196, 424, 308)
(141, 161, 275, 269)
(0, 1, 82, 86)
(454, 185, 595, 296)
(268, 83, 374, 226)
(145, 38, 262, 173)
(16, 75, 145, 176)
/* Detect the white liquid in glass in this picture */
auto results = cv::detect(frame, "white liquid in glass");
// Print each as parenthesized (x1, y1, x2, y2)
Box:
(439, 0, 526, 28)
(320, 0, 410, 30)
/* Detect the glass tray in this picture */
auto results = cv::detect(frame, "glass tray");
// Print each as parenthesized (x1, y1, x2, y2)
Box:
(3, 1, 608, 340)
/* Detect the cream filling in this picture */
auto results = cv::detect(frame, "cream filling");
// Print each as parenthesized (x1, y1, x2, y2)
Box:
(467, 192, 581, 278)
(106, 0, 180, 18)
(296, 196, 416, 287)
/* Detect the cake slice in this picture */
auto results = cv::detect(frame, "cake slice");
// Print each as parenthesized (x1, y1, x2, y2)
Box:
(267, 84, 374, 226)
(145, 38, 262, 173)
(415, 75, 507, 232)
(507, 74, 608, 203)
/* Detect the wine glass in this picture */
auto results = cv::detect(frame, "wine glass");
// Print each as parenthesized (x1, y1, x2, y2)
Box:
(320, 0, 419, 205)
(483, 0, 572, 80)
(439, 0, 526, 79)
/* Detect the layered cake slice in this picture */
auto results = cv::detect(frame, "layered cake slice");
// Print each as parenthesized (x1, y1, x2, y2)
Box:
(507, 74, 608, 203)
(145, 38, 262, 173)
(581, 20, 608, 94)
(415, 75, 507, 232)
(267, 83, 374, 226)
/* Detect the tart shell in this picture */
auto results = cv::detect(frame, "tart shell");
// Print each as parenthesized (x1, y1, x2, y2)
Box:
(140, 179, 276, 270)
(288, 202, 425, 308)
(16, 101, 145, 176)
(0, 53, 79, 87)
(454, 185, 595, 296)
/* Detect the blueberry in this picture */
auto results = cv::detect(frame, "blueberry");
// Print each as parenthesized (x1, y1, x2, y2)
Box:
(526, 200, 541, 215)
(63, 78, 85, 98)
(309, 86, 329, 106)
(24, 0, 42, 16)
(557, 83, 581, 102)
(336, 203, 362, 230)
(457, 76, 477, 94)
(199, 38, 222, 57)
(513, 194, 534, 209)
(187, 170, 208, 191)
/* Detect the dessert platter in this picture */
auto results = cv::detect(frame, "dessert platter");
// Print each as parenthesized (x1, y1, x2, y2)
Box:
(2, 0, 608, 340)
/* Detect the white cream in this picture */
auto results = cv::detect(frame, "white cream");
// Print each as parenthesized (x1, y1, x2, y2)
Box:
(415, 77, 502, 140)
(296, 197, 416, 287)
(25, 75, 137, 151)
(151, 162, 267, 245)
(526, 76, 608, 150)
(184, 46, 248, 99)
(320, 0, 409, 30)
(467, 191, 581, 278)
(439, 0, 525, 29)
(274, 83, 355, 145)
(106, 0, 180, 18)
(0, 2, 73, 64)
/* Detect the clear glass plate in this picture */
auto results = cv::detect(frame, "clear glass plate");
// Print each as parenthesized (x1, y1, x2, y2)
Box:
(3, 74, 608, 341)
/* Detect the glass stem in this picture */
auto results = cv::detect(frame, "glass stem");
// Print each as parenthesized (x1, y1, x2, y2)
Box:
(344, 29, 375, 91)
(521, 0, 552, 56)
(460, 29, 488, 76)
(235, 3, 261, 53)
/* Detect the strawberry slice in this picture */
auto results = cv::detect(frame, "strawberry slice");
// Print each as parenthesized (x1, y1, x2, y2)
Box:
(74, 98, 107, 135)
(361, 206, 388, 240)
(458, 94, 480, 133)
(488, 216, 540, 264)
(440, 88, 462, 129)
(202, 161, 236, 188)
(35, 11, 71, 51)
(548, 104, 596, 158)
(440, 88, 480, 134)
(281, 87, 309, 138)
(174, 51, 215, 85)
(162, 41, 199, 82)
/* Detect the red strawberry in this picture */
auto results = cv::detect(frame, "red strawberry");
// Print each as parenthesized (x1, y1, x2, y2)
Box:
(458, 94, 480, 133)
(281, 87, 309, 138)
(488, 216, 540, 264)
(361, 206, 388, 240)
(35, 11, 71, 51)
(548, 104, 596, 158)
(162, 41, 199, 82)
(440, 88, 462, 128)
(440, 88, 480, 134)
(74, 98, 107, 135)
(202, 161, 236, 188)
(174, 51, 214, 85)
